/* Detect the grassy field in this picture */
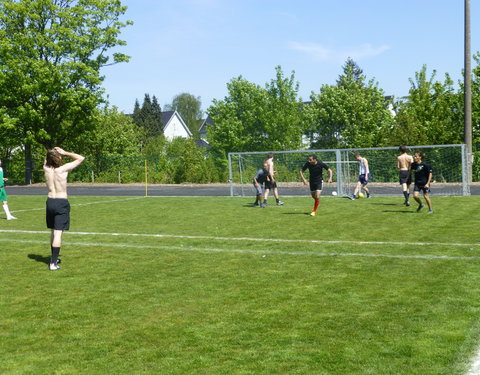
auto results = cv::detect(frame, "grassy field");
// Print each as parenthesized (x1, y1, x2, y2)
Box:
(1, 194, 480, 374)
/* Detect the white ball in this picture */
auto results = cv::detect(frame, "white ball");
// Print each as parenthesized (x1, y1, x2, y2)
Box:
(331, 191, 337, 196)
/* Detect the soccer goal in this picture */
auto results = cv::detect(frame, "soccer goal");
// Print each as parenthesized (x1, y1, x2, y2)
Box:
(228, 144, 470, 197)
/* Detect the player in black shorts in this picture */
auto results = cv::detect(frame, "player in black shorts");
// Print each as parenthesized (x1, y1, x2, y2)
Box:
(300, 154, 333, 216)
(253, 162, 271, 207)
(411, 151, 433, 213)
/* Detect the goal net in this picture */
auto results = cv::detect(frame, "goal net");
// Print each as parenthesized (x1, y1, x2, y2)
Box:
(228, 144, 469, 197)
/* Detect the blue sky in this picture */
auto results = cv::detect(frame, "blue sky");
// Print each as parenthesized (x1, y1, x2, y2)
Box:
(101, 0, 479, 115)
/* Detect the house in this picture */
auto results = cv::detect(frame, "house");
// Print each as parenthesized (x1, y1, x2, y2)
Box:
(161, 110, 193, 140)
(198, 115, 214, 141)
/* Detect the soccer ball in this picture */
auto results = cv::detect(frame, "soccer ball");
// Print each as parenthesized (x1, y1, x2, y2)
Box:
(358, 193, 364, 198)
(331, 191, 337, 196)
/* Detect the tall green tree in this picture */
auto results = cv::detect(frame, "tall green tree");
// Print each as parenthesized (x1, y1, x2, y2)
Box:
(165, 93, 203, 137)
(207, 66, 303, 155)
(304, 59, 393, 148)
(392, 65, 462, 145)
(132, 94, 163, 137)
(0, 0, 131, 182)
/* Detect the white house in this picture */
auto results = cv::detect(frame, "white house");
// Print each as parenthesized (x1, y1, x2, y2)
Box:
(161, 110, 193, 140)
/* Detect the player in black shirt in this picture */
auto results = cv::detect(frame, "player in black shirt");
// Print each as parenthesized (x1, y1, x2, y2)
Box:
(411, 151, 433, 213)
(300, 154, 333, 216)
(253, 162, 271, 207)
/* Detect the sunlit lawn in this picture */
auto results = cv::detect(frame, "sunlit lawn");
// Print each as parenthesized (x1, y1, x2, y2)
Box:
(1, 195, 480, 374)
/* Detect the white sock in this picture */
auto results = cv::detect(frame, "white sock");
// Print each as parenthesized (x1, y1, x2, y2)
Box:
(3, 204, 13, 218)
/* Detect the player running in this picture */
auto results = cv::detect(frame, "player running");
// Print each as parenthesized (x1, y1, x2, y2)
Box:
(411, 151, 433, 214)
(44, 147, 85, 271)
(263, 152, 284, 206)
(397, 146, 413, 206)
(300, 154, 333, 216)
(351, 153, 371, 199)
(0, 158, 16, 220)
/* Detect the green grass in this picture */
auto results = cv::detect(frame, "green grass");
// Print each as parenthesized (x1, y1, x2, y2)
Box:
(1, 194, 480, 374)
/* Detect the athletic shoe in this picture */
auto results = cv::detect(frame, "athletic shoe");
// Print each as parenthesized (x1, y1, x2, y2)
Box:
(366, 193, 371, 199)
(405, 201, 410, 207)
(349, 195, 356, 200)
(260, 203, 266, 208)
(49, 263, 60, 271)
(276, 201, 285, 206)
(310, 211, 316, 216)
(416, 203, 424, 212)
(428, 209, 433, 214)
(7, 216, 17, 220)
(253, 202, 259, 207)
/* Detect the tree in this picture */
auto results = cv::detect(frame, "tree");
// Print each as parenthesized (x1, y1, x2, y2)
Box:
(304, 59, 393, 148)
(0, 0, 131, 183)
(165, 93, 203, 137)
(207, 66, 303, 155)
(392, 65, 462, 145)
(132, 94, 163, 137)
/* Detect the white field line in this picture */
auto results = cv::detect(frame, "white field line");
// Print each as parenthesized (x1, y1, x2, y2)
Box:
(0, 229, 478, 248)
(468, 353, 480, 375)
(8, 196, 145, 214)
(2, 237, 480, 261)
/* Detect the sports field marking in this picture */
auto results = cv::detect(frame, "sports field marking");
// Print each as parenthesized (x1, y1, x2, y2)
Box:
(0, 229, 479, 248)
(8, 196, 145, 213)
(2, 237, 480, 261)
(468, 351, 480, 375)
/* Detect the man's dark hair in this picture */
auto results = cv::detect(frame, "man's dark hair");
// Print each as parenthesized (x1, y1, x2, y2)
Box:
(399, 145, 407, 153)
(415, 151, 424, 160)
(308, 154, 318, 160)
(45, 149, 62, 168)
(267, 152, 274, 159)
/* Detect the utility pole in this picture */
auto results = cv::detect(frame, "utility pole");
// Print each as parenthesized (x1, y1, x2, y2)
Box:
(465, 0, 473, 183)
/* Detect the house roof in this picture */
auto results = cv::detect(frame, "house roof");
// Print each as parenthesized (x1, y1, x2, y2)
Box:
(161, 110, 193, 137)
(199, 115, 214, 134)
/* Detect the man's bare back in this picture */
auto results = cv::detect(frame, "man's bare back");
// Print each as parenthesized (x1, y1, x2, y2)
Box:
(44, 147, 85, 198)
(397, 153, 413, 171)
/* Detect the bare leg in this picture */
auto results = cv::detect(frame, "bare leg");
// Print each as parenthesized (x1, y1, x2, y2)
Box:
(424, 193, 433, 212)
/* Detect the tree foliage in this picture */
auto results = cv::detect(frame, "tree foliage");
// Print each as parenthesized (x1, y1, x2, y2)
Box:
(0, 0, 131, 149)
(131, 94, 163, 137)
(207, 66, 303, 155)
(392, 65, 463, 145)
(304, 59, 393, 148)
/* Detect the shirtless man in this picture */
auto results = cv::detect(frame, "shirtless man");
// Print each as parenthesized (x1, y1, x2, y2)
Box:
(263, 152, 284, 206)
(44, 147, 85, 270)
(397, 146, 414, 206)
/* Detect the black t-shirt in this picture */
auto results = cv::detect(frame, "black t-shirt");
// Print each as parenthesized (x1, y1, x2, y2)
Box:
(254, 168, 269, 184)
(302, 161, 330, 184)
(411, 162, 432, 186)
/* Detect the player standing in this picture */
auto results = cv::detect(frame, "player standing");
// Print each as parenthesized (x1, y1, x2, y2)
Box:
(0, 158, 16, 220)
(300, 154, 333, 216)
(253, 162, 271, 208)
(351, 153, 371, 199)
(397, 146, 413, 206)
(411, 151, 433, 214)
(44, 147, 85, 271)
(263, 152, 284, 206)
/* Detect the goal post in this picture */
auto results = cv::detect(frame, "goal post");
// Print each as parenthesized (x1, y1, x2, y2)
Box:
(228, 144, 470, 197)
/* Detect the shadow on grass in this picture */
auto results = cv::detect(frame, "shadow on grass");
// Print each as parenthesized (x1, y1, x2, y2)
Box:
(370, 202, 398, 206)
(381, 210, 415, 213)
(281, 212, 313, 216)
(28, 254, 50, 265)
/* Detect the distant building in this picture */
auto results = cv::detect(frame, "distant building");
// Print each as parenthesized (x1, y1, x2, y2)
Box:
(161, 110, 193, 140)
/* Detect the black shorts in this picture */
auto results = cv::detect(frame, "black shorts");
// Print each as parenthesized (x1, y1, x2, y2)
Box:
(310, 181, 323, 192)
(414, 184, 431, 194)
(265, 181, 277, 190)
(399, 170, 412, 185)
(46, 198, 71, 230)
